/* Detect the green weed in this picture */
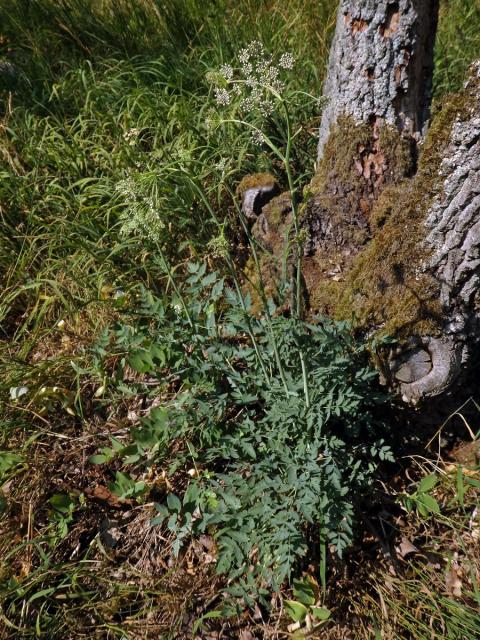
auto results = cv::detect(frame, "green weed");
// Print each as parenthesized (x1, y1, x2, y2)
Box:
(91, 262, 392, 601)
(434, 0, 480, 99)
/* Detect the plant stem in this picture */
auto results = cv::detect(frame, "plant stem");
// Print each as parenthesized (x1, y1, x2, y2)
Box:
(154, 240, 193, 328)
(177, 170, 274, 387)
(282, 100, 302, 320)
(233, 193, 290, 395)
(281, 100, 310, 407)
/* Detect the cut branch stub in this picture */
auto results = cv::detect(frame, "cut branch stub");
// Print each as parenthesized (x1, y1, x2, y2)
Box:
(318, 0, 439, 162)
(390, 337, 463, 403)
(236, 173, 280, 221)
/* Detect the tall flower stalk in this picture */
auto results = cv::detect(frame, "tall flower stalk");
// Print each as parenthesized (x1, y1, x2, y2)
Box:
(210, 41, 310, 406)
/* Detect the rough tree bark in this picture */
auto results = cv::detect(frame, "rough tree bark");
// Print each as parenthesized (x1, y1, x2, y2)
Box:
(317, 0, 439, 161)
(304, 0, 480, 403)
(240, 0, 480, 403)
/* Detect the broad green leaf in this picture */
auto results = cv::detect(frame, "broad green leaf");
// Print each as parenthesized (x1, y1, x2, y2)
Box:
(88, 454, 109, 464)
(201, 272, 218, 287)
(293, 578, 316, 606)
(417, 493, 440, 514)
(242, 442, 256, 459)
(167, 493, 182, 512)
(150, 344, 166, 365)
(417, 501, 429, 518)
(49, 493, 74, 512)
(284, 600, 308, 623)
(311, 606, 331, 621)
(115, 471, 132, 489)
(134, 481, 146, 494)
(418, 474, 438, 494)
(187, 261, 200, 273)
(110, 437, 124, 452)
(0, 451, 23, 476)
(222, 493, 241, 509)
(128, 350, 154, 373)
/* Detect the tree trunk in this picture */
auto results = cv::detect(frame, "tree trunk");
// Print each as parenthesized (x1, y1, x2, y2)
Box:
(244, 1, 480, 403)
(393, 67, 480, 402)
(317, 0, 439, 161)
(300, 0, 479, 403)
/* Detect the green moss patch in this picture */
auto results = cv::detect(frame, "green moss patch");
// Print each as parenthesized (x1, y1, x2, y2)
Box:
(308, 78, 478, 337)
(236, 172, 279, 197)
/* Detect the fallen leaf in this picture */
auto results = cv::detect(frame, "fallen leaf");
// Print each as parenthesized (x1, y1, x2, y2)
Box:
(199, 535, 215, 552)
(396, 537, 419, 558)
(445, 566, 462, 597)
(88, 484, 132, 508)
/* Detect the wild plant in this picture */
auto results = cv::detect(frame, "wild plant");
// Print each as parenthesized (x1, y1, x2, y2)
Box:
(92, 262, 392, 601)
(208, 41, 312, 319)
(86, 39, 397, 602)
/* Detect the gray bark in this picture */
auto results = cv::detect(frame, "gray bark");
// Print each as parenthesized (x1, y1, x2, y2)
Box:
(392, 65, 480, 402)
(308, 0, 480, 403)
(239, 2, 479, 403)
(241, 184, 279, 220)
(318, 0, 439, 161)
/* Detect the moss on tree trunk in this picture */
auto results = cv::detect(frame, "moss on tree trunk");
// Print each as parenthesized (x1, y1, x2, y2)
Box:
(240, 1, 480, 402)
(304, 65, 480, 401)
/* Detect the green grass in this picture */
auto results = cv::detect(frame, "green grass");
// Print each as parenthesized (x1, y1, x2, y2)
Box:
(357, 461, 480, 640)
(434, 0, 480, 99)
(0, 0, 335, 392)
(1, 0, 480, 637)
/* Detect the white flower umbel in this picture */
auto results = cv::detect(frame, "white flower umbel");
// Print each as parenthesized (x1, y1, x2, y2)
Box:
(211, 40, 294, 119)
(279, 52, 294, 70)
(251, 129, 266, 146)
(123, 127, 141, 145)
(214, 86, 231, 106)
(116, 177, 165, 242)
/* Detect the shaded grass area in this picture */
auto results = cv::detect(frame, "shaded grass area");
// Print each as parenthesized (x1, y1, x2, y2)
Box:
(0, 0, 479, 637)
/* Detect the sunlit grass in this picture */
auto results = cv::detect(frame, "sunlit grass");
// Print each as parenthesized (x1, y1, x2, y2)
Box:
(434, 0, 480, 99)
